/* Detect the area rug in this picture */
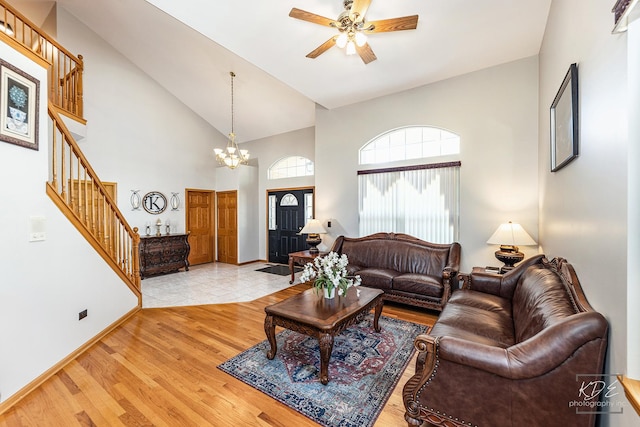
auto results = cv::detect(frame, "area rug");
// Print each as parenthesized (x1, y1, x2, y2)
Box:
(218, 315, 428, 427)
(255, 264, 301, 276)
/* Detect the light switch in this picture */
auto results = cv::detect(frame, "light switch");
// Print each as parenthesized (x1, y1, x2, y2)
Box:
(29, 216, 46, 242)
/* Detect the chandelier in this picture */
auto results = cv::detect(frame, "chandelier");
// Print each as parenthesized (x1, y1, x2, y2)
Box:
(214, 71, 249, 169)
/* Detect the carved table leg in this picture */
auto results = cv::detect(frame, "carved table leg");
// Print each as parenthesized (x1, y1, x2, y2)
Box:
(404, 413, 425, 427)
(318, 332, 335, 385)
(264, 315, 277, 359)
(289, 256, 295, 284)
(373, 300, 384, 332)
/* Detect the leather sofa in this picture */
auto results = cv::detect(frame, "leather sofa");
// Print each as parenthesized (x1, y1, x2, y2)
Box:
(402, 255, 609, 427)
(330, 233, 461, 311)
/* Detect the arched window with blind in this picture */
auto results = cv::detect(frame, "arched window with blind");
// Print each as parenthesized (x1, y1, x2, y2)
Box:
(358, 126, 461, 244)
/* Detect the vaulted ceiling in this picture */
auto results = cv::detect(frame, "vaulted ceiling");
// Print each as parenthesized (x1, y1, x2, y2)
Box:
(52, 0, 551, 143)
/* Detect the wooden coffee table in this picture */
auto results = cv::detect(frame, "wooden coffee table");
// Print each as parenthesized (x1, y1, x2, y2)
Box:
(264, 286, 384, 385)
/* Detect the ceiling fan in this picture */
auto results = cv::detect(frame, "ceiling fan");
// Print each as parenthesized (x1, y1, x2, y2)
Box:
(289, 0, 418, 64)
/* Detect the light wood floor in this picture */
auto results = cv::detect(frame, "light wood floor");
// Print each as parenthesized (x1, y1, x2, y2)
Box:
(0, 284, 437, 426)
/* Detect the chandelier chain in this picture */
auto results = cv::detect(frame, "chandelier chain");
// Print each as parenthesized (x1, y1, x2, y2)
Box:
(230, 71, 235, 135)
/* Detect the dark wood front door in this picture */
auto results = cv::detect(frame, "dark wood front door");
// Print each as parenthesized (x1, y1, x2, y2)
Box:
(268, 188, 314, 264)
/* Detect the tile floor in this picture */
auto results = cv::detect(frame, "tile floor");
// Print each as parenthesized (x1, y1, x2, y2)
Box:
(141, 261, 301, 308)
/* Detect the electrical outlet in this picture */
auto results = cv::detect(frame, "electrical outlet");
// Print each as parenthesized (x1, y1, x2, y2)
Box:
(79, 309, 87, 320)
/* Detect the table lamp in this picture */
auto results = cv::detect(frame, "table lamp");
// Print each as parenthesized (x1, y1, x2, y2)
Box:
(486, 221, 537, 271)
(299, 219, 327, 254)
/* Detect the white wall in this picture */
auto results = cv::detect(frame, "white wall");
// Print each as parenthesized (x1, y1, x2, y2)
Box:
(56, 7, 224, 235)
(627, 14, 640, 380)
(0, 43, 137, 403)
(538, 1, 635, 425)
(216, 165, 260, 263)
(315, 57, 540, 272)
(240, 127, 316, 260)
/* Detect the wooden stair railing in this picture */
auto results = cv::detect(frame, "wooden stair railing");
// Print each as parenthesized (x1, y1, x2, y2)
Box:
(0, 0, 84, 121)
(47, 103, 141, 300)
(2, 1, 138, 298)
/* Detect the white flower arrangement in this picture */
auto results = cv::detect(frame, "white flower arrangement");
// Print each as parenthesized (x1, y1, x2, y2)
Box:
(300, 251, 362, 297)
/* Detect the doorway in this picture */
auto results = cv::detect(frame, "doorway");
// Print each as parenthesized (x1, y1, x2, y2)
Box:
(217, 190, 238, 264)
(185, 189, 215, 266)
(267, 188, 314, 264)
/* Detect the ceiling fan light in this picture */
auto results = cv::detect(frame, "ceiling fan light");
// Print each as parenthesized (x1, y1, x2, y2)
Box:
(336, 33, 348, 48)
(346, 40, 356, 55)
(355, 32, 367, 47)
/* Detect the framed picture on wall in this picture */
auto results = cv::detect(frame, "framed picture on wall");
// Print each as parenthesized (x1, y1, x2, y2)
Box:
(550, 63, 578, 172)
(0, 59, 40, 150)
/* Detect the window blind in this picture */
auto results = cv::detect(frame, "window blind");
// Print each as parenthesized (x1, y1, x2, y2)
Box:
(358, 162, 460, 243)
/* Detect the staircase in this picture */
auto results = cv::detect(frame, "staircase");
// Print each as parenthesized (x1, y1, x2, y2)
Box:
(0, 0, 141, 299)
(47, 104, 142, 298)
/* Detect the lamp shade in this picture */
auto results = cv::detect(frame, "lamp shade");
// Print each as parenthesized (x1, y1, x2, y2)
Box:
(300, 219, 327, 235)
(487, 222, 536, 246)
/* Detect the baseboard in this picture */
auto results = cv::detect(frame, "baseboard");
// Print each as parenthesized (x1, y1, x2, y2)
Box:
(0, 305, 141, 416)
(238, 259, 262, 266)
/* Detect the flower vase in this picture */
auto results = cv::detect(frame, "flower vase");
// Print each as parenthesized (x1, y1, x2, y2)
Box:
(323, 287, 336, 299)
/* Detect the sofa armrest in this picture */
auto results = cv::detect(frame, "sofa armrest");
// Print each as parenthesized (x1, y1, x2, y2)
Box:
(468, 254, 545, 298)
(442, 242, 461, 295)
(444, 242, 461, 277)
(466, 270, 504, 295)
(330, 235, 344, 253)
(403, 333, 439, 417)
(437, 312, 608, 379)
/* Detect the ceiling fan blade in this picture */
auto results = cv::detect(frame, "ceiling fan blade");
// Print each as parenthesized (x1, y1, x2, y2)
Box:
(355, 42, 377, 64)
(289, 8, 336, 27)
(306, 36, 338, 59)
(365, 15, 419, 33)
(350, 0, 371, 22)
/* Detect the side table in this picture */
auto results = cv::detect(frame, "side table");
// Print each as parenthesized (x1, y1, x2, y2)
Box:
(288, 250, 327, 284)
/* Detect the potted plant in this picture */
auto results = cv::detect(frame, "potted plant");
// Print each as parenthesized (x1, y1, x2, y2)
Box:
(300, 251, 362, 299)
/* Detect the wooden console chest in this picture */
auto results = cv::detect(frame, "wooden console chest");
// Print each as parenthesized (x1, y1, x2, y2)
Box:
(139, 233, 190, 279)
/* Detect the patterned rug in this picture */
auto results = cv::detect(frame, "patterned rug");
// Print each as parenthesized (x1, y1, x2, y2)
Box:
(218, 315, 428, 427)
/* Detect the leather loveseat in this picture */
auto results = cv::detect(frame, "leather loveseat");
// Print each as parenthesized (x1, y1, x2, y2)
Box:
(330, 233, 461, 311)
(403, 255, 609, 427)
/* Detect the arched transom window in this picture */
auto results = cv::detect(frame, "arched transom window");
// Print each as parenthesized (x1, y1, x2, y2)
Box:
(268, 156, 314, 179)
(359, 126, 460, 165)
(280, 193, 299, 206)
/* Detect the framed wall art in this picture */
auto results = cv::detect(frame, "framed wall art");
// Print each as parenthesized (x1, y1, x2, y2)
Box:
(550, 63, 578, 172)
(142, 191, 167, 214)
(0, 59, 40, 150)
